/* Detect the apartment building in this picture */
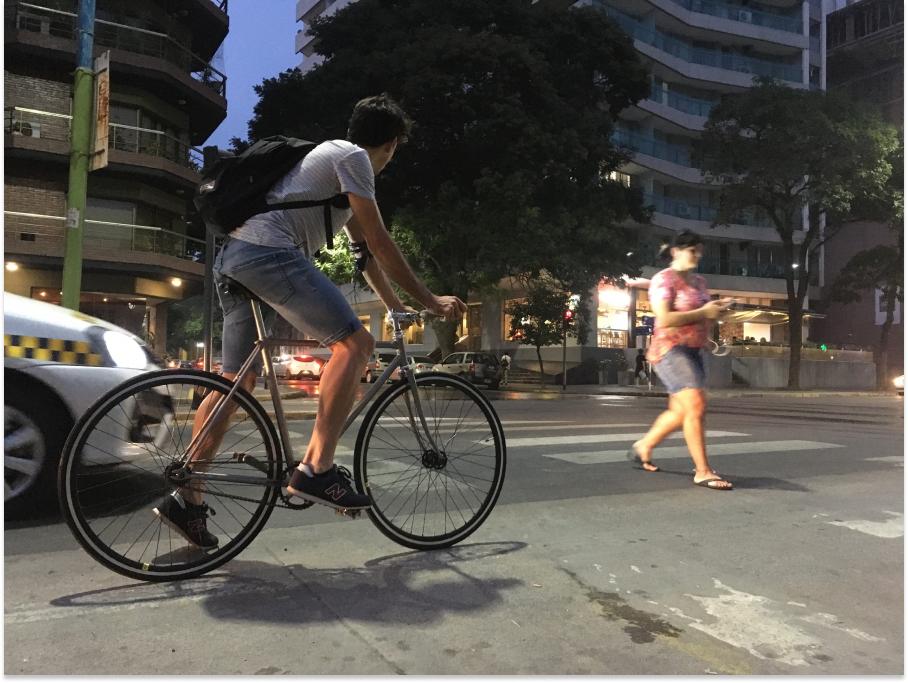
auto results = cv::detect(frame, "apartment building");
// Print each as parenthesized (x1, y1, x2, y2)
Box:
(4, 0, 229, 356)
(294, 0, 824, 362)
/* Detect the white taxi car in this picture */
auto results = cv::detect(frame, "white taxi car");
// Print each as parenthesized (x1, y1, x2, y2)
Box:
(4, 292, 158, 514)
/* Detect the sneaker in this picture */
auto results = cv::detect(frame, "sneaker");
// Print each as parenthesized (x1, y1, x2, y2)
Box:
(153, 491, 219, 550)
(286, 465, 372, 511)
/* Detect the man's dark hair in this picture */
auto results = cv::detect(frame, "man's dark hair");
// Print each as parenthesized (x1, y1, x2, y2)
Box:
(347, 94, 412, 147)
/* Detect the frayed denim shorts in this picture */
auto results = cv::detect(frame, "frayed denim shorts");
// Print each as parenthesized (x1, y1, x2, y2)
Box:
(214, 238, 363, 374)
(653, 345, 706, 395)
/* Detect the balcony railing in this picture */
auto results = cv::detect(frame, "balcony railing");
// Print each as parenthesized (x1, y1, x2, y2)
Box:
(5, 107, 204, 171)
(666, 0, 803, 34)
(643, 192, 774, 227)
(613, 128, 694, 167)
(4, 211, 206, 263)
(647, 87, 717, 117)
(596, 3, 804, 83)
(9, 2, 227, 98)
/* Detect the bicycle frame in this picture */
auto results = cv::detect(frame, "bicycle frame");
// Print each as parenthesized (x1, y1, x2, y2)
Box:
(181, 302, 440, 487)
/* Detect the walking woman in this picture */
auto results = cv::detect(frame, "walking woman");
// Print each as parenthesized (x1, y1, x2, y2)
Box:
(628, 231, 735, 490)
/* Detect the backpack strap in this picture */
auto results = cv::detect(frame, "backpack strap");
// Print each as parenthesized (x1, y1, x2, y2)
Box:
(262, 194, 350, 249)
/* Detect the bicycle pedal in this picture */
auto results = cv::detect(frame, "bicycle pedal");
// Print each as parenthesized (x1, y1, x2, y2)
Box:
(334, 508, 362, 519)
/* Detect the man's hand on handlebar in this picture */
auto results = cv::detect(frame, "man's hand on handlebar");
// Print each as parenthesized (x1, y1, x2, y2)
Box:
(428, 295, 468, 321)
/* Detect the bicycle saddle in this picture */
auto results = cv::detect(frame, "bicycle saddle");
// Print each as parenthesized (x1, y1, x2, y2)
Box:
(218, 276, 261, 302)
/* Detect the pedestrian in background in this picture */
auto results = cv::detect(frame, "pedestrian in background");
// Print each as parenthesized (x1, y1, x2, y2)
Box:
(634, 349, 648, 384)
(626, 230, 735, 490)
(500, 352, 511, 386)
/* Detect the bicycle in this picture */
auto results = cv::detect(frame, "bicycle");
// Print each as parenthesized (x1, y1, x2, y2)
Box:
(58, 279, 506, 582)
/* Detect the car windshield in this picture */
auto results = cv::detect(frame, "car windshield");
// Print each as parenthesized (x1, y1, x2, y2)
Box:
(411, 356, 433, 364)
(378, 353, 396, 362)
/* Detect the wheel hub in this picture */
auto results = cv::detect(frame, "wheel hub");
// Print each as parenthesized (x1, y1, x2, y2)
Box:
(421, 449, 447, 470)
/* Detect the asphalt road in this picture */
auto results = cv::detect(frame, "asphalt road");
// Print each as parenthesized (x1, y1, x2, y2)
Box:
(5, 393, 903, 675)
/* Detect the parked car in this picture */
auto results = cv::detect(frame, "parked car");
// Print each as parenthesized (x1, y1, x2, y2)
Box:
(364, 350, 399, 383)
(434, 351, 501, 389)
(4, 292, 159, 514)
(284, 353, 327, 380)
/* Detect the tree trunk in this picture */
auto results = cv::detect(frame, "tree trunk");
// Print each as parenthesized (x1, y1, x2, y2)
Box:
(432, 319, 458, 359)
(536, 345, 546, 387)
(876, 288, 897, 388)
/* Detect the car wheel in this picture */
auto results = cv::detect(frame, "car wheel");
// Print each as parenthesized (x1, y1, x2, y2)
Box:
(5, 387, 70, 516)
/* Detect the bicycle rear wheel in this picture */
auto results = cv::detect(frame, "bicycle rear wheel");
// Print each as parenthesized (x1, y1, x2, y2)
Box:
(59, 370, 281, 582)
(354, 373, 506, 549)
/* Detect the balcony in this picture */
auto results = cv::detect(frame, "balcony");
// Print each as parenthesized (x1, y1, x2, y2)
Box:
(5, 106, 203, 184)
(664, 0, 803, 34)
(647, 87, 717, 117)
(614, 127, 694, 166)
(595, 3, 804, 84)
(643, 192, 774, 227)
(4, 211, 206, 274)
(6, 2, 227, 142)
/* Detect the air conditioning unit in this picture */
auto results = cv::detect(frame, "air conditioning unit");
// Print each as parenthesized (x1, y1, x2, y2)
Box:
(12, 121, 41, 138)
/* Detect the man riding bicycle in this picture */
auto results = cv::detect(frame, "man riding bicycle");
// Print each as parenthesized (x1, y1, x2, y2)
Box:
(154, 94, 467, 548)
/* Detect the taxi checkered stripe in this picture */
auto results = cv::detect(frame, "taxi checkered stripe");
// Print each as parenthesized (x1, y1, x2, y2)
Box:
(4, 334, 104, 366)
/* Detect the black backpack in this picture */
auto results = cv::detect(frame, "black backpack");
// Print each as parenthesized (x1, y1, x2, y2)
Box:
(194, 135, 349, 248)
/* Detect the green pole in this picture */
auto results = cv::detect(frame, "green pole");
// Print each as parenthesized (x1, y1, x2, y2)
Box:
(61, 0, 96, 311)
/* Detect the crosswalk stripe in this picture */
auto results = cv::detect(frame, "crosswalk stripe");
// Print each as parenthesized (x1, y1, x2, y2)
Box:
(543, 439, 844, 465)
(506, 430, 748, 448)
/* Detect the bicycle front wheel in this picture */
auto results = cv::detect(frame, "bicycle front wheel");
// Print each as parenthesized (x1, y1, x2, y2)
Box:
(354, 373, 506, 549)
(59, 370, 281, 582)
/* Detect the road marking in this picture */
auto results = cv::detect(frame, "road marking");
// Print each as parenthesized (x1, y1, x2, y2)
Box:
(826, 511, 903, 539)
(543, 439, 841, 465)
(510, 430, 748, 449)
(866, 456, 903, 467)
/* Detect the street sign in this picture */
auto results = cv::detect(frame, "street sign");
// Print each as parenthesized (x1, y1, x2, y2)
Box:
(90, 50, 110, 171)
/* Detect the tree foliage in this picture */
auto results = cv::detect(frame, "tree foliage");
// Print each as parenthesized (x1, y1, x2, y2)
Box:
(245, 0, 650, 311)
(698, 79, 900, 387)
(506, 280, 590, 385)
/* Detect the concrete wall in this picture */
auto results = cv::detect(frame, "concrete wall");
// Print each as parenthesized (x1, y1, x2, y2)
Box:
(731, 356, 876, 389)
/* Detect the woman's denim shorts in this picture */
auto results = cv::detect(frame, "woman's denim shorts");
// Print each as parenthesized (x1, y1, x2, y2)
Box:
(214, 238, 363, 374)
(653, 345, 706, 395)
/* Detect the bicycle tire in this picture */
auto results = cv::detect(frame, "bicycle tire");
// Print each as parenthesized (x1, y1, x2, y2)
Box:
(59, 369, 281, 582)
(354, 372, 506, 550)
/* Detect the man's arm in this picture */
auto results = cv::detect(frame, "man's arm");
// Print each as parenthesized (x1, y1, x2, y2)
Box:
(345, 194, 461, 316)
(346, 227, 405, 311)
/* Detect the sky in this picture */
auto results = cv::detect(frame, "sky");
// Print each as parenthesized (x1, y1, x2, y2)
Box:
(204, 0, 301, 149)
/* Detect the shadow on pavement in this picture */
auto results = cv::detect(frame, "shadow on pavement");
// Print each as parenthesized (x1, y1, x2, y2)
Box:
(49, 541, 527, 627)
(638, 467, 810, 492)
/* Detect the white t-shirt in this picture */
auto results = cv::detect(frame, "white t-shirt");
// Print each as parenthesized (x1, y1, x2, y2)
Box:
(230, 140, 376, 255)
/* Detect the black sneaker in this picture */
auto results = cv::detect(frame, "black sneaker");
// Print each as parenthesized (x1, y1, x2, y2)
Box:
(153, 491, 219, 550)
(286, 465, 372, 511)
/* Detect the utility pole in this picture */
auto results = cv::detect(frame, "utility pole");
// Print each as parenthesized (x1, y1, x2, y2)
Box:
(61, 0, 96, 310)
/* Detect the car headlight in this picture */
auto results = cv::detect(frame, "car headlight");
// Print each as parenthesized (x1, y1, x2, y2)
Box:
(893, 375, 904, 389)
(102, 330, 148, 369)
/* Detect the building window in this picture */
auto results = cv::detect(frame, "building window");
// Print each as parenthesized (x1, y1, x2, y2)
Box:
(606, 170, 632, 188)
(597, 285, 631, 348)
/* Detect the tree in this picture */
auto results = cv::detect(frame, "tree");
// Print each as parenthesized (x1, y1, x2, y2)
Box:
(167, 294, 222, 357)
(828, 141, 904, 388)
(244, 0, 650, 355)
(506, 279, 590, 387)
(698, 79, 899, 388)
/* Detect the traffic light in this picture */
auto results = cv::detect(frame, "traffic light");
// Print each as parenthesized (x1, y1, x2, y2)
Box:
(820, 343, 828, 351)
(564, 309, 574, 322)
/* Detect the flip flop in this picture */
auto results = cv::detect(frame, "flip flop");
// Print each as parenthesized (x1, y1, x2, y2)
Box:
(694, 476, 733, 490)
(626, 447, 660, 472)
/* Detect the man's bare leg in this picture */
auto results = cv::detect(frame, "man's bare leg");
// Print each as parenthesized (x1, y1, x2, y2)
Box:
(181, 369, 257, 505)
(302, 328, 375, 473)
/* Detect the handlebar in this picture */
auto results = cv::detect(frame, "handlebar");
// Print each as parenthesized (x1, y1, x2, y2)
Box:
(386, 310, 441, 326)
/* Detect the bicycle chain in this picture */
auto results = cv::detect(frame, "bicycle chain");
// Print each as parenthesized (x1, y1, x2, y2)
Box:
(180, 484, 314, 511)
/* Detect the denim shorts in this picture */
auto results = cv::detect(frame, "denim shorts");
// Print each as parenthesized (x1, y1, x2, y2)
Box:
(214, 238, 363, 374)
(653, 345, 706, 395)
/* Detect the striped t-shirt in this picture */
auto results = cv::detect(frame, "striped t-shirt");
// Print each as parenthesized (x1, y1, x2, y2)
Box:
(230, 140, 376, 255)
